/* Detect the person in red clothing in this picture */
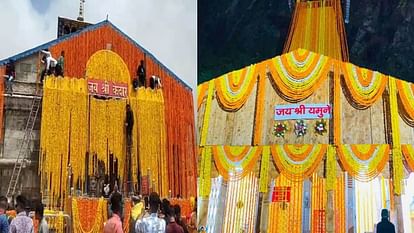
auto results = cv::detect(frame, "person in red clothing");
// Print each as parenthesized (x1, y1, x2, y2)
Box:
(166, 212, 184, 233)
(104, 192, 123, 233)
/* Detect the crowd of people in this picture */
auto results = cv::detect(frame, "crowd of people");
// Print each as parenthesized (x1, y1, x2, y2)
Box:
(107, 191, 197, 233)
(0, 192, 197, 233)
(0, 195, 49, 233)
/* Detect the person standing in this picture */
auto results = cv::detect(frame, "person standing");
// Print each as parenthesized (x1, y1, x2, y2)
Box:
(55, 51, 64, 77)
(9, 195, 33, 233)
(0, 200, 9, 233)
(3, 60, 15, 95)
(137, 60, 146, 88)
(376, 209, 395, 233)
(129, 195, 144, 233)
(104, 192, 123, 233)
(34, 203, 48, 233)
(135, 192, 166, 233)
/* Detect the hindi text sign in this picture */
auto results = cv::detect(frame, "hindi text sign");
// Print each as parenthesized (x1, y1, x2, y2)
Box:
(274, 104, 331, 120)
(88, 79, 128, 99)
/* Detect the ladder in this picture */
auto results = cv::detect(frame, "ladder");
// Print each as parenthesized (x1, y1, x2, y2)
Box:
(6, 87, 43, 199)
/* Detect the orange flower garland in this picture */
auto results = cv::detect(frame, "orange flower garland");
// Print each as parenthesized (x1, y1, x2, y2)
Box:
(267, 49, 331, 101)
(72, 198, 107, 233)
(402, 144, 414, 172)
(336, 144, 389, 182)
(212, 146, 262, 180)
(341, 62, 387, 108)
(214, 64, 257, 111)
(271, 144, 327, 181)
(396, 79, 414, 124)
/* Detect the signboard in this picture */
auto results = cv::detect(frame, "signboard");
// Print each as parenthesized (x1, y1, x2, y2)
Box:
(272, 186, 291, 203)
(274, 104, 331, 120)
(88, 79, 128, 99)
(141, 175, 149, 195)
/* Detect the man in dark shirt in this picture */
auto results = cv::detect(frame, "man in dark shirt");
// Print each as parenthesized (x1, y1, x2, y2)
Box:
(137, 60, 146, 88)
(376, 209, 395, 233)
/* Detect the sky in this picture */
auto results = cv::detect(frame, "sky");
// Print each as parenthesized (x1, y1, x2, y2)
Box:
(0, 0, 197, 95)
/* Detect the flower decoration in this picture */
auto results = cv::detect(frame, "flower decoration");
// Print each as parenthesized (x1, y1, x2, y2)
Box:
(273, 122, 289, 138)
(294, 120, 307, 137)
(314, 119, 327, 135)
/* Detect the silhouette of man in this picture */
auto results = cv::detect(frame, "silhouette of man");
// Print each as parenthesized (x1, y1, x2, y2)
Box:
(376, 209, 395, 233)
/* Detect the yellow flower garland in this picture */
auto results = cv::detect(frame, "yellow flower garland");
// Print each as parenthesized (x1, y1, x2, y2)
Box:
(259, 146, 270, 193)
(197, 82, 209, 110)
(214, 64, 257, 111)
(389, 76, 403, 195)
(267, 49, 331, 101)
(336, 144, 389, 182)
(199, 146, 212, 197)
(199, 80, 214, 146)
(341, 62, 387, 108)
(212, 145, 262, 181)
(271, 144, 327, 181)
(402, 144, 414, 172)
(396, 79, 414, 124)
(326, 145, 337, 191)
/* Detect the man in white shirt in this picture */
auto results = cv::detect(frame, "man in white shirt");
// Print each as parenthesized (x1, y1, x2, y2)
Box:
(9, 195, 33, 233)
(135, 192, 166, 233)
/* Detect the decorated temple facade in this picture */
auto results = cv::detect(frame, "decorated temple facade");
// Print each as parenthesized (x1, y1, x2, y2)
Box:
(0, 19, 197, 207)
(197, 1, 414, 233)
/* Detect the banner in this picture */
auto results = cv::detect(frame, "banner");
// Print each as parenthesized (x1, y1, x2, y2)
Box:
(274, 104, 331, 120)
(88, 79, 128, 99)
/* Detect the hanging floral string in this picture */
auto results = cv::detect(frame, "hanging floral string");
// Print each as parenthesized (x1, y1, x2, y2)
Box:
(273, 122, 289, 138)
(326, 145, 337, 191)
(222, 173, 258, 233)
(294, 120, 307, 137)
(259, 146, 270, 193)
(389, 76, 404, 195)
(197, 82, 209, 110)
(199, 146, 212, 197)
(271, 144, 327, 181)
(267, 175, 303, 233)
(200, 80, 214, 146)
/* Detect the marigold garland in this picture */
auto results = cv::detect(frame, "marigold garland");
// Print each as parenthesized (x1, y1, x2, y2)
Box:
(267, 175, 303, 233)
(396, 79, 414, 124)
(336, 144, 389, 182)
(283, 2, 348, 61)
(197, 82, 209, 110)
(130, 89, 169, 197)
(326, 145, 337, 191)
(222, 173, 258, 233)
(402, 144, 414, 172)
(199, 146, 212, 197)
(214, 64, 257, 111)
(200, 80, 214, 146)
(259, 146, 270, 193)
(333, 60, 342, 145)
(267, 49, 331, 101)
(341, 62, 387, 108)
(389, 77, 403, 195)
(271, 144, 327, 181)
(72, 197, 107, 233)
(212, 146, 262, 180)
